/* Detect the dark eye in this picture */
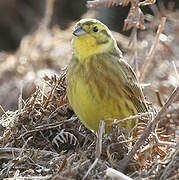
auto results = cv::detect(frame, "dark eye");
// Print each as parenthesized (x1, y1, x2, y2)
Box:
(93, 26, 98, 32)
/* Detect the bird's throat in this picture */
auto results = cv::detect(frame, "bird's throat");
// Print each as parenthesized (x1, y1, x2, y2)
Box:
(72, 35, 113, 61)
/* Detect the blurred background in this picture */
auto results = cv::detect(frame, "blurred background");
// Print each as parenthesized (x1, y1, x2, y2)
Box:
(0, 0, 178, 51)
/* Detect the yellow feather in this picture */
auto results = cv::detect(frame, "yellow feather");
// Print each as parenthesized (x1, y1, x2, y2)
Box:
(66, 19, 148, 135)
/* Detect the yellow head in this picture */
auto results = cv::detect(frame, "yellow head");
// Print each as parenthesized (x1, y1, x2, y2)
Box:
(72, 18, 121, 60)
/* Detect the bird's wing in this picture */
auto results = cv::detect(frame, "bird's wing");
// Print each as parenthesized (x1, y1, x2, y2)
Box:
(117, 58, 148, 113)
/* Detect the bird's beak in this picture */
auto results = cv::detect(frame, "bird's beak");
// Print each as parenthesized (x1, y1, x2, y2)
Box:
(73, 25, 87, 36)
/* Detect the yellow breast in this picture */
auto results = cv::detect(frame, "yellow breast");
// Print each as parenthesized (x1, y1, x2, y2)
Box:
(66, 54, 138, 133)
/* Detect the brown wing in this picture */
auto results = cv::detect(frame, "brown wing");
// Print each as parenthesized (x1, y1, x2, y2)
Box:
(118, 59, 148, 113)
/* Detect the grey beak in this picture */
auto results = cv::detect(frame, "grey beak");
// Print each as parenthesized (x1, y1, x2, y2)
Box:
(73, 25, 87, 36)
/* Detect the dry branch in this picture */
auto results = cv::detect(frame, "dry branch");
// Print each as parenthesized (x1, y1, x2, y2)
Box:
(106, 168, 133, 180)
(118, 86, 179, 172)
(139, 17, 167, 82)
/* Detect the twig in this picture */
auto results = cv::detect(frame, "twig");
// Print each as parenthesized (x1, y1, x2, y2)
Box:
(42, 0, 55, 29)
(87, 0, 116, 9)
(0, 105, 9, 118)
(17, 117, 77, 140)
(18, 136, 33, 158)
(0, 147, 59, 157)
(5, 136, 33, 176)
(106, 168, 133, 180)
(111, 112, 152, 126)
(18, 81, 23, 112)
(129, 27, 139, 76)
(13, 170, 20, 179)
(139, 17, 166, 82)
(43, 77, 57, 109)
(153, 132, 176, 147)
(0, 130, 11, 142)
(159, 143, 179, 180)
(82, 120, 105, 180)
(41, 82, 46, 104)
(87, 0, 156, 9)
(155, 90, 164, 107)
(4, 174, 53, 180)
(118, 86, 179, 172)
(96, 120, 105, 158)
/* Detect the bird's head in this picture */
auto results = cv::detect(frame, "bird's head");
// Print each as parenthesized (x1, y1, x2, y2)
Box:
(72, 19, 120, 60)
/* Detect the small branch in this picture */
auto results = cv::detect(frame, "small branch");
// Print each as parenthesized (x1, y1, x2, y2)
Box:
(18, 136, 33, 158)
(152, 87, 179, 130)
(82, 120, 105, 180)
(159, 144, 179, 180)
(86, 0, 123, 9)
(82, 158, 99, 180)
(153, 133, 176, 147)
(96, 120, 105, 158)
(138, 0, 156, 6)
(0, 147, 59, 157)
(18, 81, 23, 112)
(106, 168, 133, 180)
(0, 105, 9, 118)
(155, 90, 165, 107)
(139, 17, 166, 82)
(111, 112, 152, 126)
(43, 77, 57, 109)
(5, 136, 33, 176)
(87, 0, 156, 9)
(42, 0, 55, 29)
(5, 175, 53, 180)
(129, 27, 139, 75)
(16, 117, 77, 140)
(118, 86, 179, 172)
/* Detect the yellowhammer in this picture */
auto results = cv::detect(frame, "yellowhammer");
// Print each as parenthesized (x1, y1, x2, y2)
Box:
(66, 19, 148, 135)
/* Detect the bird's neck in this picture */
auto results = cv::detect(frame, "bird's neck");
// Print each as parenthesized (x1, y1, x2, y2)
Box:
(72, 36, 120, 61)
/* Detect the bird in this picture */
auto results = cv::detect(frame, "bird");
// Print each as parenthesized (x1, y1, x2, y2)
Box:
(66, 18, 148, 135)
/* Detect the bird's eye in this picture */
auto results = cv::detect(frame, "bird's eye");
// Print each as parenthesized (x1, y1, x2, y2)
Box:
(93, 26, 98, 32)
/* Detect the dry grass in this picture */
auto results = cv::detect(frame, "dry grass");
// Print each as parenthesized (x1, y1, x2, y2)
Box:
(0, 0, 179, 179)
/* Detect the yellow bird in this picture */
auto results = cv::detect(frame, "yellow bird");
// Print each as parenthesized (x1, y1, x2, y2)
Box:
(66, 19, 148, 135)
